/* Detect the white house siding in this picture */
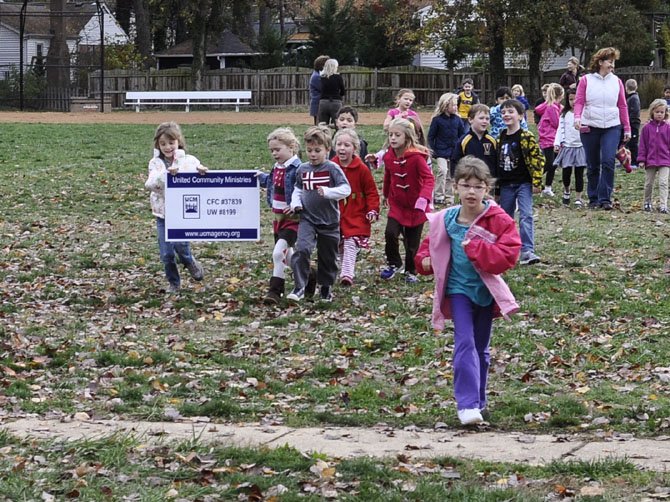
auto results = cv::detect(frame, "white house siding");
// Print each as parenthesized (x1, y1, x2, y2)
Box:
(79, 7, 129, 46)
(0, 25, 20, 77)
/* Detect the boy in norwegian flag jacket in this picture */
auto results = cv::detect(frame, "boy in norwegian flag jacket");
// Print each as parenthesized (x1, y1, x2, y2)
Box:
(287, 125, 351, 303)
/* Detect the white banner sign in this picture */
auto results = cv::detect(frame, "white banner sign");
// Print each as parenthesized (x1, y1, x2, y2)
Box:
(165, 170, 260, 241)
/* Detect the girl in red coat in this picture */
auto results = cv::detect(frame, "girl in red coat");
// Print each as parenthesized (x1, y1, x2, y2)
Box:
(332, 129, 380, 285)
(380, 117, 435, 283)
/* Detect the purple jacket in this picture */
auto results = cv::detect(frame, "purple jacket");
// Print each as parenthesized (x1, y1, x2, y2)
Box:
(638, 119, 670, 168)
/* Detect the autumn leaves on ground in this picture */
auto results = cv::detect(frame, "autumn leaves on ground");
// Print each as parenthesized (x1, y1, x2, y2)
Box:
(0, 118, 669, 500)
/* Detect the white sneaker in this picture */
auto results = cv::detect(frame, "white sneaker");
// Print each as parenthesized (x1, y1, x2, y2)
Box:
(519, 250, 541, 265)
(458, 408, 483, 425)
(541, 186, 555, 197)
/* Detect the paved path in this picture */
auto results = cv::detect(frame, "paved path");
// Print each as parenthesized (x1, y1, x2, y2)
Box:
(2, 418, 670, 471)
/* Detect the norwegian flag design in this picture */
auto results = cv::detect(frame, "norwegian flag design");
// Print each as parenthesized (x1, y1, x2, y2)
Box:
(301, 170, 330, 190)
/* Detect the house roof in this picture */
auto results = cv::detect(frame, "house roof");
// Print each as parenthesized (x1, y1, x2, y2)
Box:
(0, 1, 102, 38)
(154, 30, 262, 58)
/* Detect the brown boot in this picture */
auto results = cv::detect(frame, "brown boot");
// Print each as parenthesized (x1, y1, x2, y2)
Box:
(264, 276, 285, 305)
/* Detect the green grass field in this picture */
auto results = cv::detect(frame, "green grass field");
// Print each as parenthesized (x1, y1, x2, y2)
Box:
(1, 122, 669, 500)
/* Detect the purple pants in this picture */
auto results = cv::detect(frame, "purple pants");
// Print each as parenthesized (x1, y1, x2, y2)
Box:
(449, 294, 494, 410)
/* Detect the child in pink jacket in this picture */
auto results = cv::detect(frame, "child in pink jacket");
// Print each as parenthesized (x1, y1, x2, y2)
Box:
(638, 99, 670, 213)
(415, 156, 520, 426)
(536, 83, 564, 196)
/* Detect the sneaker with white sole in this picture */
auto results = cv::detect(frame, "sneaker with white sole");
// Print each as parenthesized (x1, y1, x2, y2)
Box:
(319, 285, 333, 302)
(458, 408, 483, 425)
(186, 259, 204, 281)
(562, 192, 570, 206)
(541, 186, 555, 197)
(286, 288, 305, 302)
(404, 272, 418, 284)
(644, 203, 652, 212)
(519, 251, 541, 265)
(380, 265, 399, 280)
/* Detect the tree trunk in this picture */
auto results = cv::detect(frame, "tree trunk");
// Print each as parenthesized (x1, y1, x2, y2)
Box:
(133, 0, 152, 69)
(191, 0, 213, 90)
(259, 0, 272, 39)
(47, 0, 70, 88)
(527, 37, 543, 103)
(489, 30, 506, 90)
(114, 0, 132, 35)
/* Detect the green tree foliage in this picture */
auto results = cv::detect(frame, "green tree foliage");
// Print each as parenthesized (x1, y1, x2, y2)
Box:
(420, 0, 478, 70)
(305, 0, 356, 64)
(356, 0, 421, 67)
(562, 0, 655, 67)
(506, 0, 570, 99)
(253, 29, 288, 69)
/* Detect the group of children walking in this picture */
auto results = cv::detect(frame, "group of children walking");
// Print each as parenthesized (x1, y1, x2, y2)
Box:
(143, 79, 670, 426)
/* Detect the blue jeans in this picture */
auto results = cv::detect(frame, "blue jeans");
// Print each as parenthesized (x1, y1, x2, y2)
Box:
(580, 125, 621, 205)
(450, 294, 494, 410)
(156, 217, 194, 286)
(499, 182, 535, 253)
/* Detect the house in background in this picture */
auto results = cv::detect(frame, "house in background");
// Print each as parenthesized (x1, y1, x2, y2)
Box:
(0, 0, 129, 79)
(413, 4, 580, 72)
(153, 30, 263, 70)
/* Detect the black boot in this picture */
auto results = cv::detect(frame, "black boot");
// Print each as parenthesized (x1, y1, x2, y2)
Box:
(264, 276, 285, 305)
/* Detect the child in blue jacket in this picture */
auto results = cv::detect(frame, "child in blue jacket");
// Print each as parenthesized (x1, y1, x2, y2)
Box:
(428, 92, 466, 205)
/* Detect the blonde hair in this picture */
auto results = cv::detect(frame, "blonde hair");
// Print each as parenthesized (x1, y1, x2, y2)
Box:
(545, 83, 564, 105)
(154, 121, 185, 150)
(304, 124, 332, 150)
(511, 84, 525, 96)
(432, 92, 458, 118)
(267, 127, 300, 155)
(468, 103, 490, 119)
(454, 155, 495, 186)
(395, 88, 415, 106)
(648, 99, 669, 120)
(333, 128, 361, 155)
(589, 47, 620, 73)
(385, 117, 430, 156)
(321, 59, 339, 78)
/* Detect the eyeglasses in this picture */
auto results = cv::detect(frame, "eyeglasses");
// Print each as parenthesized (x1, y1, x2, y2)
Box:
(457, 183, 487, 192)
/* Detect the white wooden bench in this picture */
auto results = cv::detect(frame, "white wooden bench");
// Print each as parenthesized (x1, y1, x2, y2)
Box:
(125, 90, 252, 112)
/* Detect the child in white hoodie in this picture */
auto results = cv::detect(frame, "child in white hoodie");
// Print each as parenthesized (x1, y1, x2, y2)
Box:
(145, 122, 208, 293)
(553, 89, 587, 207)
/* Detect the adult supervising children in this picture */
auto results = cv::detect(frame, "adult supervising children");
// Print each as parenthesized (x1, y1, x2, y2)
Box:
(573, 47, 631, 210)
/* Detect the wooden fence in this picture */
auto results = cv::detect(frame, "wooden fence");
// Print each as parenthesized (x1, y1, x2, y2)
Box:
(89, 66, 670, 111)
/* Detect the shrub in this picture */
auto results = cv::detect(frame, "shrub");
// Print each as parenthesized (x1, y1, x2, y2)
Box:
(638, 77, 666, 108)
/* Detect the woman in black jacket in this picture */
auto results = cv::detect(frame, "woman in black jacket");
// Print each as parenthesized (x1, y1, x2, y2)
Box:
(317, 59, 345, 126)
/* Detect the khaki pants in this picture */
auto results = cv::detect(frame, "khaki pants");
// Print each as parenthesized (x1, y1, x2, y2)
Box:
(644, 166, 669, 209)
(433, 157, 453, 204)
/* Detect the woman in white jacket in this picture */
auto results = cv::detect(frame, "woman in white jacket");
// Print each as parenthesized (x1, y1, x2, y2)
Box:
(573, 47, 631, 210)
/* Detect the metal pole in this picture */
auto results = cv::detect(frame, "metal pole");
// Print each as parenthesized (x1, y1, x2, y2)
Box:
(20, 0, 28, 110)
(96, 0, 105, 112)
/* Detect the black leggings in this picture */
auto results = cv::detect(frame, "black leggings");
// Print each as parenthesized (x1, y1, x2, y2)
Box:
(561, 166, 585, 193)
(543, 147, 556, 187)
(384, 217, 424, 275)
